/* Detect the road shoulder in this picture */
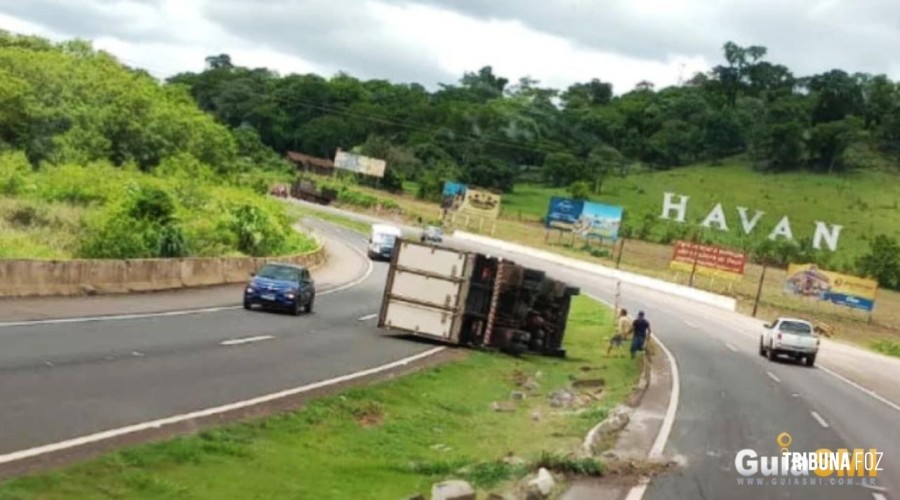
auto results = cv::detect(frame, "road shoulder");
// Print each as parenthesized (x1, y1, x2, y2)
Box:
(563, 338, 677, 500)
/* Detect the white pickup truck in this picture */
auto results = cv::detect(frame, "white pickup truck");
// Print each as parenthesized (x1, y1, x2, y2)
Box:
(759, 317, 820, 367)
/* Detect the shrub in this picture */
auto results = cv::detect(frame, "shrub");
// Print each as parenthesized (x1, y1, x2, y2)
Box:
(0, 151, 31, 195)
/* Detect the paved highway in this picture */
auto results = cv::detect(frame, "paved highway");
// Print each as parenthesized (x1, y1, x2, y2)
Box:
(447, 238, 898, 500)
(0, 223, 433, 456)
(1, 212, 898, 500)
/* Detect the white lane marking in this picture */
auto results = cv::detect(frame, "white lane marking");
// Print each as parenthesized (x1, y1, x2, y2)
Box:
(0, 237, 376, 329)
(818, 365, 900, 414)
(862, 483, 888, 492)
(220, 335, 274, 346)
(724, 342, 738, 352)
(684, 320, 699, 329)
(810, 411, 830, 428)
(357, 314, 378, 322)
(0, 346, 446, 466)
(871, 492, 887, 500)
(766, 371, 781, 383)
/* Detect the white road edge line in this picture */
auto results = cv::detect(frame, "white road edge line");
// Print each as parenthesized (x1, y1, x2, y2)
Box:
(220, 335, 274, 346)
(818, 365, 900, 414)
(357, 313, 378, 322)
(766, 371, 781, 383)
(0, 346, 446, 466)
(810, 410, 830, 428)
(862, 482, 888, 492)
(871, 492, 887, 500)
(0, 236, 376, 329)
(585, 293, 680, 500)
(724, 342, 739, 352)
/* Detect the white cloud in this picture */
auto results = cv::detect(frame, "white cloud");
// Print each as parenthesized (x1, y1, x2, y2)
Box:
(1, 0, 898, 91)
(367, 2, 709, 92)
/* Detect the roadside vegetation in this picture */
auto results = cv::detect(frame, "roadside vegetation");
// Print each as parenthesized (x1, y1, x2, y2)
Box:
(0, 297, 639, 499)
(0, 33, 313, 259)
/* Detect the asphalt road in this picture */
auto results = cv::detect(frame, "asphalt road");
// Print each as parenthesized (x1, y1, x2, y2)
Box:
(446, 238, 898, 500)
(2, 209, 898, 500)
(0, 223, 433, 455)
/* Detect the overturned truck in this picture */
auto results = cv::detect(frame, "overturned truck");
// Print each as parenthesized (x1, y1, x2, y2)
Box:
(377, 240, 580, 357)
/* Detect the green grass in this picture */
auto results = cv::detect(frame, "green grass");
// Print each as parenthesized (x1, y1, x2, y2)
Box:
(502, 160, 900, 261)
(0, 297, 638, 500)
(871, 340, 900, 358)
(288, 205, 371, 235)
(0, 155, 317, 260)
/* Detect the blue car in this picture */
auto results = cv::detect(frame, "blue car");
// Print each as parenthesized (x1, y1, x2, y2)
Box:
(243, 263, 315, 315)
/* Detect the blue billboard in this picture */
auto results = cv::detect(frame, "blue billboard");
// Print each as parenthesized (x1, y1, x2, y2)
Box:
(545, 197, 624, 241)
(441, 181, 467, 210)
(546, 197, 585, 226)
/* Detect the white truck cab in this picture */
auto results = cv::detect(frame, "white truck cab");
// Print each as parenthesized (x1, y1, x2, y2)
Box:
(759, 317, 820, 367)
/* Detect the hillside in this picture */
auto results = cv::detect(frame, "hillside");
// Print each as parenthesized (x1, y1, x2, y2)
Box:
(0, 33, 311, 260)
(501, 159, 900, 266)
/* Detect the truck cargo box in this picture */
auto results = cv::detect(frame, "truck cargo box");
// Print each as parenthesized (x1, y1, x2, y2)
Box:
(378, 239, 579, 357)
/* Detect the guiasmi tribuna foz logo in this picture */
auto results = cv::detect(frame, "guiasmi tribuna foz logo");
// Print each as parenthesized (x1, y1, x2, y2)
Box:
(734, 432, 884, 488)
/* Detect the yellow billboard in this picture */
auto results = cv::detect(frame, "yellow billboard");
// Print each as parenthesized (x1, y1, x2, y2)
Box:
(457, 188, 501, 220)
(785, 264, 877, 312)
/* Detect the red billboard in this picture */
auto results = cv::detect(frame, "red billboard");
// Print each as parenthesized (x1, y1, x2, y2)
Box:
(669, 241, 747, 280)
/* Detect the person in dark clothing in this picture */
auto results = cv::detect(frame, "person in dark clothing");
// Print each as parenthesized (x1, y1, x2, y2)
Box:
(631, 311, 652, 359)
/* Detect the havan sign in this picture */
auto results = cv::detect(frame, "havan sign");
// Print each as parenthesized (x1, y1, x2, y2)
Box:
(659, 193, 843, 252)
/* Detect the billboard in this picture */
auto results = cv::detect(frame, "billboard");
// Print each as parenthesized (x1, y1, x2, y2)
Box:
(669, 241, 747, 280)
(458, 188, 502, 220)
(441, 181, 467, 210)
(546, 197, 585, 226)
(334, 150, 387, 178)
(544, 197, 623, 241)
(785, 264, 877, 312)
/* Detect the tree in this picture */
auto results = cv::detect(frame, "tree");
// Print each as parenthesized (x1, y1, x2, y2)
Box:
(585, 145, 625, 194)
(857, 235, 900, 290)
(561, 79, 613, 109)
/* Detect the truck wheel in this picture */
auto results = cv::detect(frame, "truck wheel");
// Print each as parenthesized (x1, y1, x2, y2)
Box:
(805, 355, 816, 367)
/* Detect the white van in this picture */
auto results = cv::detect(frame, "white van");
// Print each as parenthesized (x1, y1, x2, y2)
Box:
(368, 224, 403, 260)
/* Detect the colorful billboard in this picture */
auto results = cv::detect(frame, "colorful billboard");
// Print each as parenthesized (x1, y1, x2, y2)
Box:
(785, 264, 877, 312)
(334, 150, 387, 178)
(669, 241, 747, 280)
(544, 197, 623, 241)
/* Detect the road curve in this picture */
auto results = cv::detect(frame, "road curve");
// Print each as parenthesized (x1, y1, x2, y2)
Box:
(1, 209, 897, 500)
(445, 237, 898, 500)
(0, 222, 435, 457)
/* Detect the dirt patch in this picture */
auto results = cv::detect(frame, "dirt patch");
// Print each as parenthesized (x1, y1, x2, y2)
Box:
(603, 458, 677, 484)
(572, 378, 605, 389)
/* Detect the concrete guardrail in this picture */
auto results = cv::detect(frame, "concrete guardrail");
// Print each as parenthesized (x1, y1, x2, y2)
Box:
(453, 231, 738, 312)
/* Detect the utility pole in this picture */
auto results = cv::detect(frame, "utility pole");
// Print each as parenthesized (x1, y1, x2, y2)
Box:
(752, 263, 768, 318)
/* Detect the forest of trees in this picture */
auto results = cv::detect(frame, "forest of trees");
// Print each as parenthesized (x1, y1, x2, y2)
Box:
(168, 43, 900, 200)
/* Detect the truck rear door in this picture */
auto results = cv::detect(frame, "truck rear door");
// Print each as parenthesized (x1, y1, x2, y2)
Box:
(378, 241, 471, 343)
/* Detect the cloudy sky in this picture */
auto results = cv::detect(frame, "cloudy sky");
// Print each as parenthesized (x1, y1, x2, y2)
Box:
(1, 0, 898, 93)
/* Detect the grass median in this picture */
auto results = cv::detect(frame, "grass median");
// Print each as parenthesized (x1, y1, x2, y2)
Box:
(0, 297, 639, 499)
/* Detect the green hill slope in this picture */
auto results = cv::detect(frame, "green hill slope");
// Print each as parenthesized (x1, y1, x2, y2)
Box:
(503, 160, 900, 266)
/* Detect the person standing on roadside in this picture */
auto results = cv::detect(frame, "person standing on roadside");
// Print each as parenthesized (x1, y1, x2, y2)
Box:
(607, 308, 632, 357)
(631, 311, 652, 359)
